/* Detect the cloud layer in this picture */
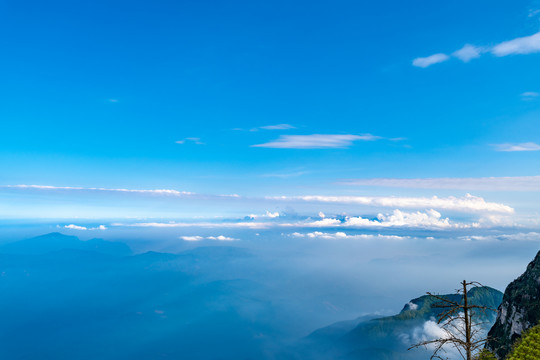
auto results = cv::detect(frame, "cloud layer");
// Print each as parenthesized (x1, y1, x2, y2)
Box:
(270, 194, 514, 213)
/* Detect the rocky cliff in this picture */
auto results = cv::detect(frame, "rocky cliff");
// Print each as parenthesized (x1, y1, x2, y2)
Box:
(486, 251, 540, 359)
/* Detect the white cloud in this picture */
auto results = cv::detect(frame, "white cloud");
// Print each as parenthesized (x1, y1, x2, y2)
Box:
(295, 209, 460, 229)
(247, 211, 280, 219)
(492, 31, 540, 56)
(2, 184, 195, 196)
(353, 209, 453, 228)
(290, 231, 409, 240)
(453, 44, 484, 62)
(521, 91, 540, 100)
(258, 124, 296, 130)
(180, 235, 204, 241)
(252, 134, 380, 149)
(340, 175, 540, 191)
(206, 235, 238, 241)
(412, 53, 450, 68)
(180, 235, 238, 241)
(407, 302, 418, 311)
(176, 137, 204, 145)
(494, 142, 540, 152)
(64, 224, 87, 230)
(269, 194, 514, 214)
(414, 31, 540, 68)
(63, 224, 107, 230)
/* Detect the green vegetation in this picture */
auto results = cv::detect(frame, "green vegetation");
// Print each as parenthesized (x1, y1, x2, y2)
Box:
(506, 324, 540, 360)
(473, 349, 497, 360)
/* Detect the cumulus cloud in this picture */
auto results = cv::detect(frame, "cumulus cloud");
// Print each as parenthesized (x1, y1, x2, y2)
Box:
(294, 209, 461, 229)
(452, 44, 484, 62)
(251, 134, 380, 149)
(180, 235, 238, 241)
(412, 53, 450, 68)
(269, 194, 514, 214)
(494, 142, 540, 152)
(63, 224, 107, 230)
(339, 175, 540, 191)
(407, 302, 419, 311)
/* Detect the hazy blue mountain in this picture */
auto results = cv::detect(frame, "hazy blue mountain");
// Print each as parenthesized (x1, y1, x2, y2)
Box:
(289, 286, 503, 360)
(0, 236, 276, 360)
(486, 250, 540, 359)
(0, 232, 132, 256)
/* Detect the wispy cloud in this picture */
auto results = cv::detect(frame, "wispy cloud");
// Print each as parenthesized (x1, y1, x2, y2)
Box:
(252, 134, 380, 149)
(268, 194, 513, 213)
(529, 9, 540, 18)
(414, 30, 540, 67)
(412, 53, 450, 68)
(339, 175, 540, 191)
(460, 232, 540, 242)
(521, 91, 540, 100)
(258, 124, 296, 130)
(2, 184, 195, 196)
(118, 221, 270, 229)
(3, 184, 513, 214)
(176, 137, 204, 145)
(260, 170, 309, 178)
(492, 31, 540, 56)
(452, 44, 484, 62)
(233, 124, 296, 131)
(494, 142, 540, 152)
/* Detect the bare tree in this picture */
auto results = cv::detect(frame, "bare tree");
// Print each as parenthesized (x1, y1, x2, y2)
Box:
(408, 280, 497, 360)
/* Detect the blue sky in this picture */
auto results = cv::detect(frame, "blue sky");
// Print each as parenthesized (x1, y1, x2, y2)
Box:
(2, 0, 540, 235)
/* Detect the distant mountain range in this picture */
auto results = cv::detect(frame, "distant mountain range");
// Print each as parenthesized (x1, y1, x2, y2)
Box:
(1, 232, 538, 360)
(0, 232, 132, 256)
